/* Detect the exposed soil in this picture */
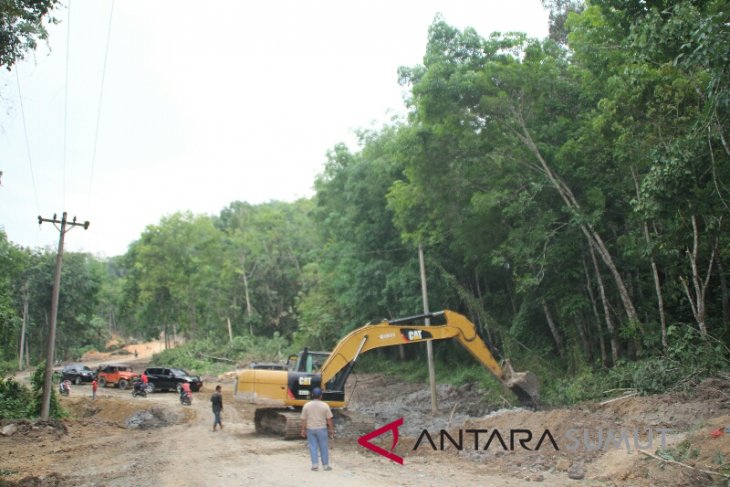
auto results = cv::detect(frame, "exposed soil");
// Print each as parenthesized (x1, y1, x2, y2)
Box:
(1, 343, 729, 486)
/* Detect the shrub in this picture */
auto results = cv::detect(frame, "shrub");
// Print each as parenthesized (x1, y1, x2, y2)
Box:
(29, 362, 66, 419)
(0, 377, 35, 419)
(0, 360, 17, 377)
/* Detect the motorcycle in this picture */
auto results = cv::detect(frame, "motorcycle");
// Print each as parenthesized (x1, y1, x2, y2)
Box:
(179, 390, 192, 406)
(131, 380, 153, 398)
(58, 380, 71, 396)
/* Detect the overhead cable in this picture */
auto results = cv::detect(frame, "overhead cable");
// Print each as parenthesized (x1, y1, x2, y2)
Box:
(88, 0, 115, 207)
(15, 69, 41, 215)
(62, 0, 73, 210)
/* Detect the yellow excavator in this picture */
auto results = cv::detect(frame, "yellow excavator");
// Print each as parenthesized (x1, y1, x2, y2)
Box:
(234, 310, 539, 438)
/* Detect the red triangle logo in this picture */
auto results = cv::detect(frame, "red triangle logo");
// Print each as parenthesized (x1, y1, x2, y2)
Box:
(357, 417, 404, 465)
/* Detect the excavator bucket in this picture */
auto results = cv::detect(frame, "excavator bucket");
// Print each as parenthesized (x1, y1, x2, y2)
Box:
(506, 371, 540, 409)
(502, 360, 540, 408)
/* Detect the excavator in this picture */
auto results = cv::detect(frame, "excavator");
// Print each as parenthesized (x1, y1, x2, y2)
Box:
(234, 309, 540, 439)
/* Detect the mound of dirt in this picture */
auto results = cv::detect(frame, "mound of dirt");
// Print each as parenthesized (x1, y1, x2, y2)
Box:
(420, 378, 730, 486)
(349, 373, 730, 486)
(353, 382, 493, 437)
(125, 408, 180, 429)
(61, 396, 190, 431)
(64, 396, 153, 427)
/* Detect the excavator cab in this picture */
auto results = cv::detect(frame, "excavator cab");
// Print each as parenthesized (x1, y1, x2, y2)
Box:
(288, 348, 330, 373)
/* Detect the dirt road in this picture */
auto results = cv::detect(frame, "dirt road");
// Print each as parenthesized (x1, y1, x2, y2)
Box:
(3, 377, 729, 487)
(1, 343, 729, 486)
(0, 384, 572, 487)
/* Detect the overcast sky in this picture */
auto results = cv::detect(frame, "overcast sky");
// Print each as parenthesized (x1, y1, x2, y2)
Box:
(0, 1, 548, 257)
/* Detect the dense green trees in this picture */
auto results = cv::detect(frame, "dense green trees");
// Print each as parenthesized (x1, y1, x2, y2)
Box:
(117, 202, 319, 346)
(0, 231, 110, 371)
(1, 1, 727, 391)
(216, 200, 317, 338)
(380, 1, 729, 369)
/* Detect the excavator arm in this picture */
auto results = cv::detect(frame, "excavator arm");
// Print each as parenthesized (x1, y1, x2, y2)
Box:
(236, 309, 539, 438)
(320, 309, 539, 407)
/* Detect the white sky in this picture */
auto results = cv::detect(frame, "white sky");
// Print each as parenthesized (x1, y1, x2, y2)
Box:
(0, 1, 548, 257)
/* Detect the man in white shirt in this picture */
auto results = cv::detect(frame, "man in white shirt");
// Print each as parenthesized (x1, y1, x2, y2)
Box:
(300, 387, 334, 471)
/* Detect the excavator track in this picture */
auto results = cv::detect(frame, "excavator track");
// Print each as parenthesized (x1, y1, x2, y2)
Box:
(254, 409, 302, 440)
(254, 408, 374, 440)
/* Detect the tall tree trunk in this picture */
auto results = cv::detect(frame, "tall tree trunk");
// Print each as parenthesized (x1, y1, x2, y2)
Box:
(18, 283, 29, 370)
(108, 306, 117, 332)
(541, 298, 564, 357)
(680, 215, 716, 335)
(189, 303, 197, 340)
(716, 253, 730, 331)
(583, 257, 607, 366)
(714, 113, 730, 158)
(474, 269, 494, 344)
(577, 316, 592, 363)
(240, 254, 253, 326)
(649, 239, 668, 351)
(631, 166, 669, 351)
(510, 111, 640, 328)
(25, 334, 30, 368)
(589, 245, 619, 364)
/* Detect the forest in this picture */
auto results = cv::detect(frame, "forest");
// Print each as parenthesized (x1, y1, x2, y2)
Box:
(1, 0, 729, 404)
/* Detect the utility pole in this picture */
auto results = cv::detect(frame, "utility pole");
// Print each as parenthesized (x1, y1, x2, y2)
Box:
(419, 243, 438, 414)
(38, 212, 89, 420)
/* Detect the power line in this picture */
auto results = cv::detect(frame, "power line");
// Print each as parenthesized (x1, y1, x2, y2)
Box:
(15, 69, 41, 215)
(88, 0, 115, 207)
(62, 0, 72, 209)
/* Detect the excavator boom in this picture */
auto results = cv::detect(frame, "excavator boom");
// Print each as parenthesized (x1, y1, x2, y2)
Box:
(320, 310, 539, 407)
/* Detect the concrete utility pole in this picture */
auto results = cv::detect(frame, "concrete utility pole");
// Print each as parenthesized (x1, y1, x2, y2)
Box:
(38, 212, 89, 420)
(418, 243, 438, 414)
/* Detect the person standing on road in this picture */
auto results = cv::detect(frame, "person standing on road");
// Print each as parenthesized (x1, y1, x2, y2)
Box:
(211, 385, 223, 431)
(91, 379, 98, 400)
(300, 387, 334, 471)
(179, 381, 192, 403)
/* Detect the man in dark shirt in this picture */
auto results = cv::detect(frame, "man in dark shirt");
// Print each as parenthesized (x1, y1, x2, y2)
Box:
(211, 385, 223, 431)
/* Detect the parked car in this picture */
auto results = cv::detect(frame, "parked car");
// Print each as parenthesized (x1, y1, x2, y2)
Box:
(143, 367, 203, 392)
(61, 363, 96, 385)
(97, 364, 139, 390)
